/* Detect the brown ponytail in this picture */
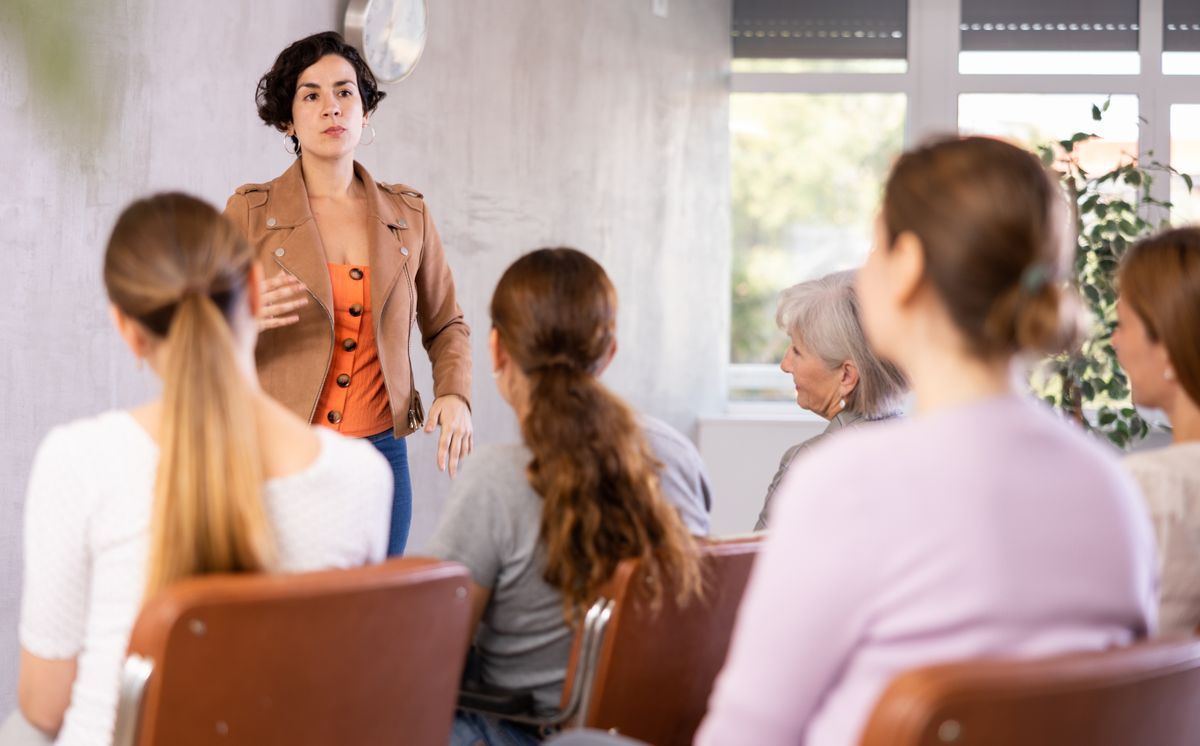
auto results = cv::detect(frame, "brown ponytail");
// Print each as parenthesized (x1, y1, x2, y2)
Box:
(491, 248, 701, 619)
(103, 193, 275, 597)
(883, 136, 1084, 357)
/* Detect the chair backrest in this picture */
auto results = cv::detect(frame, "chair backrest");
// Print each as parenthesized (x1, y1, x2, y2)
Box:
(569, 537, 763, 746)
(859, 637, 1200, 746)
(113, 557, 472, 746)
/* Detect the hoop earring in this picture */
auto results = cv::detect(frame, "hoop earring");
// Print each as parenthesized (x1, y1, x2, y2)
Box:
(283, 134, 299, 156)
(360, 124, 376, 147)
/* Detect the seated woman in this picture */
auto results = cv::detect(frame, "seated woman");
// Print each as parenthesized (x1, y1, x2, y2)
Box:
(1, 194, 391, 746)
(1113, 226, 1200, 635)
(426, 247, 702, 745)
(698, 136, 1157, 746)
(755, 270, 907, 529)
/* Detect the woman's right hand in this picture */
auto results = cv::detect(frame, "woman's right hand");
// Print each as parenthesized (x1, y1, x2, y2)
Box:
(258, 273, 309, 331)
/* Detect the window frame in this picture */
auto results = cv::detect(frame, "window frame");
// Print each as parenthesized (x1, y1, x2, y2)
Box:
(727, 0, 1200, 407)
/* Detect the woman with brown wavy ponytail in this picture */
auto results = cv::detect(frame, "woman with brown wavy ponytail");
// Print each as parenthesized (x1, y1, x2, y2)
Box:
(427, 248, 701, 744)
(5, 193, 391, 746)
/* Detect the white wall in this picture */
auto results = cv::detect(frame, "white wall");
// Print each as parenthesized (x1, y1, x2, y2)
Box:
(699, 412, 826, 535)
(0, 0, 731, 711)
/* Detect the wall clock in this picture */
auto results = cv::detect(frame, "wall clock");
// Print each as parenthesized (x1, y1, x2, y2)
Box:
(344, 0, 428, 83)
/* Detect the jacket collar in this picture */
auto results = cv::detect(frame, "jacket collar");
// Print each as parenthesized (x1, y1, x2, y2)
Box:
(267, 159, 406, 232)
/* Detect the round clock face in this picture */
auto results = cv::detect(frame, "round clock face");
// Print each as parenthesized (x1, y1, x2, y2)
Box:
(349, 0, 428, 83)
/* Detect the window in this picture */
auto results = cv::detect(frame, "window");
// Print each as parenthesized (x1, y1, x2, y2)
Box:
(959, 94, 1140, 175)
(1164, 0, 1200, 75)
(728, 0, 1198, 404)
(730, 93, 905, 370)
(1172, 105, 1200, 223)
(959, 0, 1140, 75)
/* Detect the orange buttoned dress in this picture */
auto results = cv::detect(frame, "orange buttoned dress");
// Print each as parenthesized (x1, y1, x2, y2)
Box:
(315, 264, 392, 437)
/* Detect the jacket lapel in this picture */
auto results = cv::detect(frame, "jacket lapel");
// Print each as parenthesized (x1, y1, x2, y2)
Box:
(357, 162, 409, 319)
(266, 160, 334, 316)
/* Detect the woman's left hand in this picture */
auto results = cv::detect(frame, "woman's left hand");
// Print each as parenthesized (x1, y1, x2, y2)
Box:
(425, 394, 473, 477)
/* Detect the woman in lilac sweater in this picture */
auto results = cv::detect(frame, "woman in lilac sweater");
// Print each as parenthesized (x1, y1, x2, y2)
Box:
(698, 137, 1158, 746)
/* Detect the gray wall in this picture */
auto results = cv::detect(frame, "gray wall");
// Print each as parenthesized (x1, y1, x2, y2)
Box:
(0, 0, 730, 712)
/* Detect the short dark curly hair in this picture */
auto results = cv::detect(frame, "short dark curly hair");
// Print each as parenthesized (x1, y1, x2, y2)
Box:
(256, 31, 387, 151)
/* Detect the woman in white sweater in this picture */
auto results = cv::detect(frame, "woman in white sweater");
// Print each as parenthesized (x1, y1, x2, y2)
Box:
(1, 194, 392, 746)
(1114, 226, 1200, 634)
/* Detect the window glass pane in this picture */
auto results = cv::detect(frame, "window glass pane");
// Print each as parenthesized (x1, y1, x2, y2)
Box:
(959, 51, 1139, 75)
(959, 0, 1138, 74)
(1163, 52, 1200, 75)
(958, 94, 1139, 176)
(733, 58, 907, 73)
(1171, 105, 1200, 224)
(730, 93, 906, 373)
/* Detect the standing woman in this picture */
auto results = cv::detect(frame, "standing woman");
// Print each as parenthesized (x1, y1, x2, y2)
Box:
(224, 31, 472, 555)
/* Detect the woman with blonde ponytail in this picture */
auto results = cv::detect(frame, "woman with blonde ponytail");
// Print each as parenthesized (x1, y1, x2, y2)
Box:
(3, 193, 391, 746)
(427, 248, 702, 746)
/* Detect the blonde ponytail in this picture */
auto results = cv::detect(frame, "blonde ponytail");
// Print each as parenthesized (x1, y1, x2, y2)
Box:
(144, 291, 275, 595)
(102, 193, 275, 598)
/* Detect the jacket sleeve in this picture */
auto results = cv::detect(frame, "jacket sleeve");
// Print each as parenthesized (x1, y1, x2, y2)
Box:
(414, 202, 472, 408)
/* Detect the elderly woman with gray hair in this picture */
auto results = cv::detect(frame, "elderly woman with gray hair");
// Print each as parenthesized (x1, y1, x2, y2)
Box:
(755, 270, 907, 530)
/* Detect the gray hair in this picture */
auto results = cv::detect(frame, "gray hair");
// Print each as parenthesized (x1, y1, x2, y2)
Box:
(776, 270, 908, 418)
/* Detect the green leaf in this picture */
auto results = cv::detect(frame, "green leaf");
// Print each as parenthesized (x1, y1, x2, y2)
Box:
(1185, 173, 1194, 192)
(1098, 410, 1117, 425)
(1092, 104, 1102, 121)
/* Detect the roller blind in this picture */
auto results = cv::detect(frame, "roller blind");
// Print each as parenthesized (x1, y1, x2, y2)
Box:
(1165, 0, 1200, 52)
(732, 0, 907, 59)
(960, 0, 1139, 52)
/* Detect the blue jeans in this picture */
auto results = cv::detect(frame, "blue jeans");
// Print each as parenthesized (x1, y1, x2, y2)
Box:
(450, 711, 543, 746)
(367, 431, 412, 556)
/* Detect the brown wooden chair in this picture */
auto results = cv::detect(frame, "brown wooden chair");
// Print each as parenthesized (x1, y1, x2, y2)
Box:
(112, 557, 472, 746)
(859, 637, 1200, 746)
(460, 537, 763, 745)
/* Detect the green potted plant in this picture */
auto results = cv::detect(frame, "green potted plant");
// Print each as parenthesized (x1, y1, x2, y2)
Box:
(1033, 100, 1193, 448)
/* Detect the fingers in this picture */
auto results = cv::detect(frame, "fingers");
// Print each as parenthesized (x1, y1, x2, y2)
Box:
(258, 314, 301, 331)
(260, 276, 307, 308)
(424, 401, 440, 433)
(436, 421, 451, 472)
(447, 431, 465, 478)
(258, 273, 308, 331)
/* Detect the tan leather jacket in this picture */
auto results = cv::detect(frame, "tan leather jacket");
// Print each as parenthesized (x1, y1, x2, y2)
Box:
(223, 159, 471, 438)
